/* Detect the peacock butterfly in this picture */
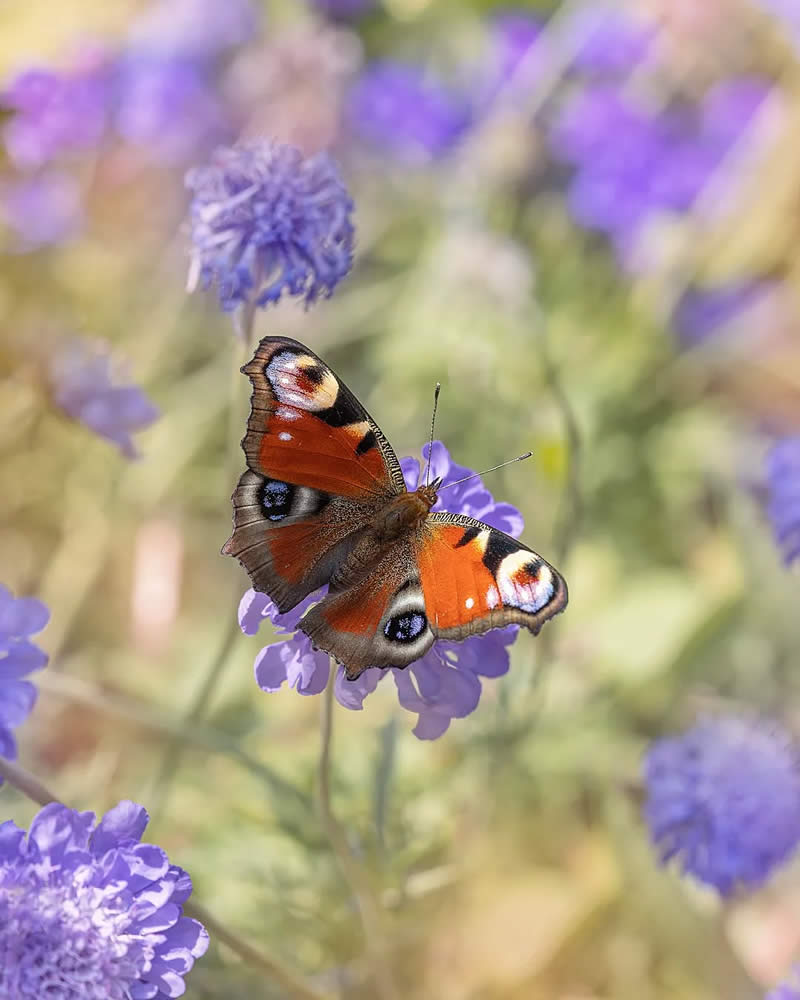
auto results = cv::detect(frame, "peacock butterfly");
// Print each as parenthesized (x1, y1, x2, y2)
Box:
(223, 336, 568, 680)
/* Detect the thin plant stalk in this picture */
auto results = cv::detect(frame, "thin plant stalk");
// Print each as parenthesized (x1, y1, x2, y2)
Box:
(318, 663, 399, 1000)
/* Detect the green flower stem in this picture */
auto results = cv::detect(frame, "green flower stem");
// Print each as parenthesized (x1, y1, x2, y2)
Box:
(0, 755, 57, 806)
(318, 664, 399, 1000)
(183, 900, 335, 1000)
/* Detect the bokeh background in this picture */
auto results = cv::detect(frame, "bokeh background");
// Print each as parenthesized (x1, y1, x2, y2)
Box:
(3, 0, 800, 997)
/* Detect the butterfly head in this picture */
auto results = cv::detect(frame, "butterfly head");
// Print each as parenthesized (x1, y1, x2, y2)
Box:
(415, 478, 441, 508)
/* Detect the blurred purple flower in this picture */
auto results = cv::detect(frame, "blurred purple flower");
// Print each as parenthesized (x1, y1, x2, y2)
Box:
(128, 0, 258, 62)
(115, 56, 230, 164)
(185, 139, 354, 315)
(0, 800, 208, 998)
(644, 717, 800, 895)
(767, 438, 800, 566)
(50, 340, 160, 458)
(2, 65, 110, 169)
(347, 62, 471, 163)
(1, 171, 82, 250)
(239, 441, 521, 739)
(672, 280, 779, 345)
(477, 12, 544, 107)
(548, 76, 770, 263)
(568, 7, 654, 75)
(0, 585, 48, 772)
(769, 966, 800, 999)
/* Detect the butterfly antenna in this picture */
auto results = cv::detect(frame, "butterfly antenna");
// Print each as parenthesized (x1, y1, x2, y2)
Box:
(423, 382, 441, 487)
(438, 452, 533, 492)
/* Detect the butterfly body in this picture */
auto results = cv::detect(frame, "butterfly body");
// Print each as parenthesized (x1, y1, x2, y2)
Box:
(224, 336, 567, 680)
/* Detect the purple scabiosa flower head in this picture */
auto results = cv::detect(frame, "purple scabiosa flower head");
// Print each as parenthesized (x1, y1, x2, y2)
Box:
(767, 438, 800, 566)
(1, 171, 82, 250)
(643, 717, 800, 895)
(239, 441, 521, 739)
(185, 139, 355, 315)
(240, 589, 330, 696)
(568, 7, 654, 75)
(128, 0, 257, 62)
(49, 340, 160, 459)
(480, 12, 543, 95)
(548, 74, 771, 265)
(0, 800, 208, 998)
(347, 62, 471, 163)
(115, 56, 230, 165)
(0, 585, 48, 770)
(2, 63, 110, 169)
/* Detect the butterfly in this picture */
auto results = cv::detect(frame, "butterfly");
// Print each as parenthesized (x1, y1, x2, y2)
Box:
(223, 336, 568, 681)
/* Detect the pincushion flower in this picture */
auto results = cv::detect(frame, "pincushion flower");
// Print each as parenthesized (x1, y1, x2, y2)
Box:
(549, 74, 770, 266)
(115, 56, 230, 165)
(50, 340, 160, 459)
(1, 171, 82, 250)
(0, 800, 208, 998)
(2, 64, 110, 169)
(240, 442, 520, 740)
(347, 62, 471, 163)
(128, 0, 257, 63)
(0, 585, 48, 771)
(643, 717, 800, 895)
(767, 438, 800, 566)
(185, 139, 355, 316)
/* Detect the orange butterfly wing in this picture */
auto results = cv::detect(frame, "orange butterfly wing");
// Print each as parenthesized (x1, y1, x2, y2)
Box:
(416, 512, 568, 639)
(224, 336, 405, 612)
(240, 336, 405, 497)
(296, 513, 567, 680)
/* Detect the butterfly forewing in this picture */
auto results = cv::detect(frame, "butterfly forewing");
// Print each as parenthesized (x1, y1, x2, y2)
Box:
(223, 336, 405, 612)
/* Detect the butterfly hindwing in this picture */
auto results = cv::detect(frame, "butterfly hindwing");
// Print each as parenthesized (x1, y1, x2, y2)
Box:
(223, 336, 405, 612)
(298, 541, 435, 679)
(416, 512, 568, 639)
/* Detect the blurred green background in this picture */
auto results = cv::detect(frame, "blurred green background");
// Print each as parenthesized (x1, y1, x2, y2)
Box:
(3, 0, 800, 997)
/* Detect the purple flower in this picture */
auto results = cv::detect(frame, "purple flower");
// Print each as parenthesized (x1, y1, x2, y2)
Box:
(0, 800, 208, 998)
(185, 139, 355, 315)
(347, 62, 471, 163)
(128, 0, 257, 62)
(50, 340, 160, 458)
(769, 966, 800, 999)
(548, 76, 770, 263)
(568, 7, 654, 75)
(643, 717, 800, 895)
(1, 171, 82, 250)
(240, 442, 521, 739)
(0, 585, 48, 771)
(2, 64, 110, 169)
(477, 12, 544, 106)
(115, 56, 230, 165)
(767, 438, 800, 566)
